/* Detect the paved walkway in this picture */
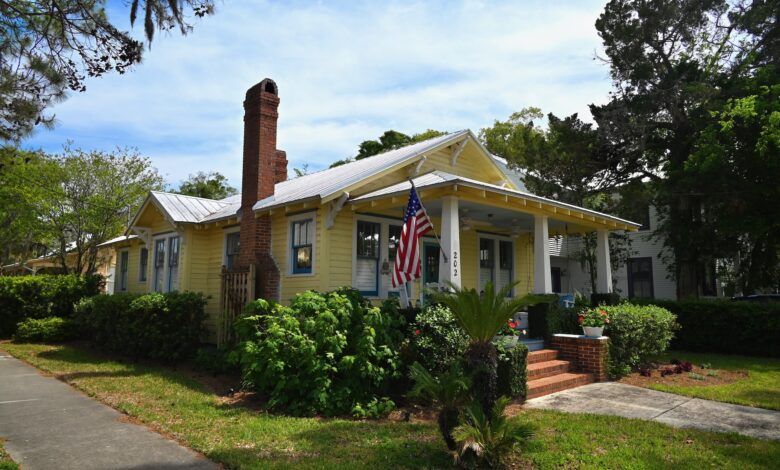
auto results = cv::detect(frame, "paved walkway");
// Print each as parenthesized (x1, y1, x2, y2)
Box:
(0, 351, 219, 470)
(525, 382, 780, 440)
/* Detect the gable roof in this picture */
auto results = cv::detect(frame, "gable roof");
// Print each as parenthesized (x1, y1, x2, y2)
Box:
(129, 191, 242, 229)
(253, 130, 504, 212)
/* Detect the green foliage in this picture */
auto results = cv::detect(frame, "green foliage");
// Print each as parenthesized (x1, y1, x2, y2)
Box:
(633, 299, 780, 357)
(408, 361, 471, 450)
(527, 296, 580, 338)
(231, 289, 405, 417)
(193, 347, 238, 375)
(409, 304, 469, 374)
(496, 342, 528, 400)
(1, 1, 214, 141)
(452, 396, 535, 468)
(591, 292, 620, 307)
(601, 303, 678, 378)
(329, 129, 447, 168)
(13, 316, 78, 342)
(75, 291, 207, 362)
(0, 274, 103, 337)
(175, 171, 237, 200)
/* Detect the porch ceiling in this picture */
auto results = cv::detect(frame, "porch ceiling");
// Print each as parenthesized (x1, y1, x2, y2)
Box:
(349, 171, 640, 233)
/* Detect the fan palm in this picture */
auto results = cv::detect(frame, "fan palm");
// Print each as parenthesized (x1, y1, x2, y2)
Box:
(433, 281, 540, 415)
(409, 361, 471, 450)
(452, 396, 535, 468)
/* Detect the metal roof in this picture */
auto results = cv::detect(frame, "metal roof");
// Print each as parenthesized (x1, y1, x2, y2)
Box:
(150, 192, 232, 223)
(97, 234, 139, 247)
(252, 130, 471, 212)
(351, 170, 642, 229)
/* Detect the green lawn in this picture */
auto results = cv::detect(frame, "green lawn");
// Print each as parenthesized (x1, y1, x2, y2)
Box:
(3, 342, 780, 469)
(0, 440, 18, 470)
(646, 351, 780, 411)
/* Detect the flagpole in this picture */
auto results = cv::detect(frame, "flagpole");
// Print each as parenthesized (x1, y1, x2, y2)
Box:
(409, 179, 448, 263)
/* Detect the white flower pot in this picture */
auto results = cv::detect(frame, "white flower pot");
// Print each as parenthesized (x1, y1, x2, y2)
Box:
(582, 326, 604, 337)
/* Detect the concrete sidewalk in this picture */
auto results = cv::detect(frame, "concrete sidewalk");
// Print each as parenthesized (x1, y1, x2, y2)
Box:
(0, 351, 219, 470)
(525, 382, 780, 440)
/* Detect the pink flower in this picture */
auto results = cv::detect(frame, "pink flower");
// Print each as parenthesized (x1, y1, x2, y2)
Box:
(414, 329, 421, 336)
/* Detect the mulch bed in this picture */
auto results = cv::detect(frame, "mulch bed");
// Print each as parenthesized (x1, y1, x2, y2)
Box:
(619, 363, 748, 388)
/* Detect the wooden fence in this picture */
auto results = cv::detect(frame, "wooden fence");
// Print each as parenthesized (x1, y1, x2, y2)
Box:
(218, 264, 256, 347)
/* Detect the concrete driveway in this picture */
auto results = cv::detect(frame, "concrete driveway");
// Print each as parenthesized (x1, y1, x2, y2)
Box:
(0, 351, 219, 470)
(525, 382, 780, 440)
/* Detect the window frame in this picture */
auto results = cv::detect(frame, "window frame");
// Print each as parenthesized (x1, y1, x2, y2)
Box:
(627, 257, 654, 299)
(288, 212, 316, 276)
(223, 227, 241, 270)
(352, 215, 404, 299)
(119, 250, 129, 292)
(152, 232, 182, 293)
(477, 234, 515, 297)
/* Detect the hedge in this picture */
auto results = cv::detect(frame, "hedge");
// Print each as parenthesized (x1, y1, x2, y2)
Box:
(0, 274, 103, 337)
(528, 299, 580, 338)
(14, 316, 79, 342)
(633, 299, 780, 357)
(496, 342, 529, 400)
(75, 291, 207, 362)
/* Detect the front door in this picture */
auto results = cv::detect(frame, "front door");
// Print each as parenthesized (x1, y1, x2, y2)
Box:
(421, 241, 440, 305)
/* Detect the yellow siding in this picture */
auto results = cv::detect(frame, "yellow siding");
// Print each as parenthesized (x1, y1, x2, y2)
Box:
(323, 209, 354, 291)
(186, 225, 226, 338)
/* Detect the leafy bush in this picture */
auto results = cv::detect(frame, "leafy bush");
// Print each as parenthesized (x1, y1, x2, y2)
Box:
(496, 342, 529, 400)
(633, 299, 780, 357)
(75, 291, 207, 362)
(13, 316, 78, 342)
(232, 288, 405, 417)
(601, 303, 678, 378)
(194, 347, 238, 375)
(591, 292, 621, 306)
(528, 298, 580, 338)
(409, 362, 471, 450)
(0, 274, 103, 337)
(408, 304, 469, 374)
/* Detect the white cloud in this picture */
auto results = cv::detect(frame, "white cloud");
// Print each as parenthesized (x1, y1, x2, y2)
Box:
(22, 0, 613, 187)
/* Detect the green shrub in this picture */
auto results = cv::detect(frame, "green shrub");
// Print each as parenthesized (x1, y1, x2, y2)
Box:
(75, 291, 207, 362)
(601, 303, 678, 378)
(409, 304, 469, 374)
(0, 274, 103, 337)
(13, 316, 78, 342)
(633, 299, 780, 357)
(496, 342, 528, 400)
(528, 298, 580, 338)
(591, 292, 621, 306)
(194, 347, 238, 375)
(232, 288, 405, 417)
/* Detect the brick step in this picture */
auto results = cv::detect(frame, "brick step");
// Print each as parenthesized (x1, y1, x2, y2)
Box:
(527, 359, 571, 379)
(527, 349, 559, 364)
(527, 372, 595, 400)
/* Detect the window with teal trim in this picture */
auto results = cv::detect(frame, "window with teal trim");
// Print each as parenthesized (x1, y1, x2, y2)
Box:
(291, 219, 313, 274)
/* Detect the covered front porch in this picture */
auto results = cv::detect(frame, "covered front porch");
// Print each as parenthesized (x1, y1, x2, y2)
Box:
(349, 171, 639, 304)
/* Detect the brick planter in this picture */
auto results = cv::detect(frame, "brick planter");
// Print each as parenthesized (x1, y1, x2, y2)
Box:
(549, 334, 609, 381)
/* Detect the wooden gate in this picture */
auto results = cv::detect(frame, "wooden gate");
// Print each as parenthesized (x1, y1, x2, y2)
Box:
(218, 264, 256, 347)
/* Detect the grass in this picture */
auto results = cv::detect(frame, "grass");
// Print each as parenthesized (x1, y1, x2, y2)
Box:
(0, 439, 18, 470)
(648, 351, 780, 411)
(3, 343, 780, 469)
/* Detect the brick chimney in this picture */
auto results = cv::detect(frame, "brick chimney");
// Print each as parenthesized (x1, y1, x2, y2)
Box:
(275, 150, 288, 183)
(239, 78, 282, 301)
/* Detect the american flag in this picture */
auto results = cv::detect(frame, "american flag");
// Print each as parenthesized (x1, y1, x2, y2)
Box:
(392, 186, 433, 288)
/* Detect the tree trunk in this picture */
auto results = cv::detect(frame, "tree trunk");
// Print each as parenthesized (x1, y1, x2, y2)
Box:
(465, 341, 498, 417)
(438, 407, 460, 450)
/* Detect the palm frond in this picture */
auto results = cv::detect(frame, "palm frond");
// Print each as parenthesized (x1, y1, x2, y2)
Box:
(408, 361, 470, 408)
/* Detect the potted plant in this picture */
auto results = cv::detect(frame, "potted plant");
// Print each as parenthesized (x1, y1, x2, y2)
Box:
(578, 307, 609, 337)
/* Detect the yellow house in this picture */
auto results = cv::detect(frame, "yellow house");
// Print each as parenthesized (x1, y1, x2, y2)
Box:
(101, 78, 640, 339)
(1, 241, 114, 283)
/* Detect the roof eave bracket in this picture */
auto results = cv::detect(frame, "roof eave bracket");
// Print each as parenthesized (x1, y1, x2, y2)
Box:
(326, 192, 350, 229)
(450, 137, 469, 166)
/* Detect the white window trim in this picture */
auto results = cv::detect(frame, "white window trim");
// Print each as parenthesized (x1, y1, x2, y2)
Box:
(151, 232, 182, 293)
(222, 226, 241, 269)
(287, 211, 316, 277)
(119, 249, 130, 292)
(476, 233, 515, 296)
(352, 215, 403, 299)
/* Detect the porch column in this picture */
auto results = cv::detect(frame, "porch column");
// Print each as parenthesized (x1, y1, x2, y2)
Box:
(596, 228, 612, 293)
(438, 195, 461, 290)
(533, 214, 552, 294)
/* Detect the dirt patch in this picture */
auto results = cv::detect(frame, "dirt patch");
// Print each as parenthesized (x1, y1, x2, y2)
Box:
(620, 364, 748, 388)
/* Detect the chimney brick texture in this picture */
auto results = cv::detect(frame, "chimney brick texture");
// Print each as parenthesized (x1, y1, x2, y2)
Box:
(239, 79, 281, 301)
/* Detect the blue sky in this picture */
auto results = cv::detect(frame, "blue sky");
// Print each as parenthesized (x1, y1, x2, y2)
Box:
(21, 0, 613, 189)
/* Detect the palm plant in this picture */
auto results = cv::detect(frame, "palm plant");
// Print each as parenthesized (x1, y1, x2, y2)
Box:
(408, 361, 471, 450)
(452, 396, 535, 468)
(433, 281, 540, 416)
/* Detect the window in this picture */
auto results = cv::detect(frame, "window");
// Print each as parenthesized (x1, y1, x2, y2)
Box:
(139, 247, 148, 282)
(388, 225, 402, 261)
(479, 237, 514, 296)
(291, 218, 313, 274)
(356, 221, 380, 295)
(119, 251, 129, 292)
(154, 239, 166, 292)
(167, 236, 180, 292)
(627, 257, 654, 299)
(551, 267, 562, 294)
(225, 232, 240, 270)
